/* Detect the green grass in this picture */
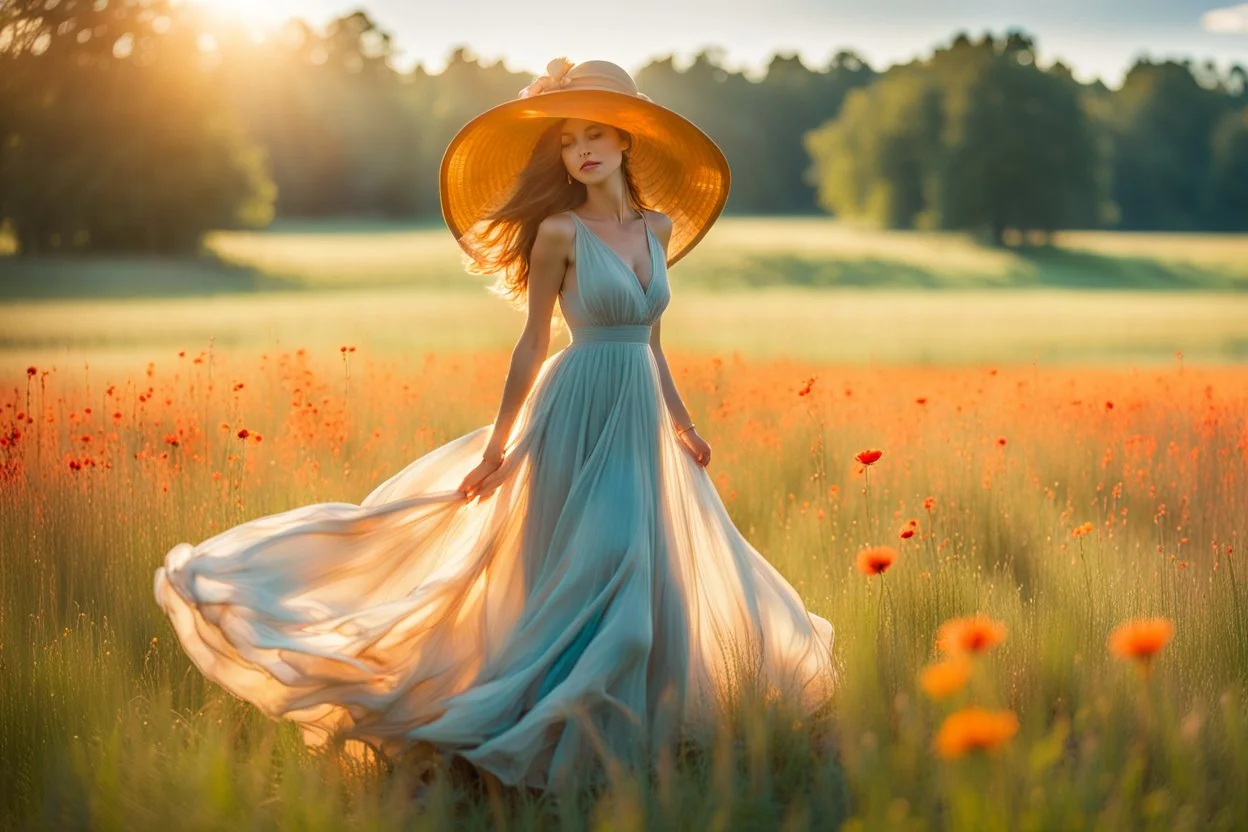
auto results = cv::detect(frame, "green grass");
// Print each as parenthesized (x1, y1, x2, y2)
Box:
(3, 218, 1246, 369)
(3, 287, 1248, 372)
(2, 219, 1247, 828)
(2, 218, 1247, 298)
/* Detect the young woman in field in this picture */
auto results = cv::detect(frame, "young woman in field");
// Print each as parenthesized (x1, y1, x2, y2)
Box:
(154, 58, 836, 791)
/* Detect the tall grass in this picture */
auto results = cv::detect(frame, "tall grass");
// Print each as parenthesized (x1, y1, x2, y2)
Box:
(2, 344, 1246, 829)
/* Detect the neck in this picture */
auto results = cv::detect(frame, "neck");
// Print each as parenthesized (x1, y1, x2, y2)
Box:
(579, 171, 636, 223)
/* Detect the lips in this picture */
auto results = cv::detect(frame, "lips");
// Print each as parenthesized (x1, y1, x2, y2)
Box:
(580, 161, 600, 171)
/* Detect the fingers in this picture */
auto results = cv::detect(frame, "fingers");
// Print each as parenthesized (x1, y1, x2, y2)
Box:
(468, 470, 506, 502)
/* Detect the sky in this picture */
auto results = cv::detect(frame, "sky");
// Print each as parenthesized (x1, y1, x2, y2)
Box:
(201, 0, 1248, 86)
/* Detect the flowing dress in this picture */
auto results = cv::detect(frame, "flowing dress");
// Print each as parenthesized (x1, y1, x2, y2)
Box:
(154, 211, 836, 790)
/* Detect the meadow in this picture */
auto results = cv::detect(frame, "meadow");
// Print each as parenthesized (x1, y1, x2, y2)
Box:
(1, 220, 1246, 829)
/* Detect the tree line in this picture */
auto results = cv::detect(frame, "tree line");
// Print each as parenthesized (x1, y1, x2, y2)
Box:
(0, 0, 1244, 255)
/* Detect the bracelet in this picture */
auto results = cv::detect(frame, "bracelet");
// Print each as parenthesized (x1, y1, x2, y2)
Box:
(676, 422, 695, 436)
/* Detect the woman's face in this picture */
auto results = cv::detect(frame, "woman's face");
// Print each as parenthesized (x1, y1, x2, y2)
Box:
(561, 118, 627, 185)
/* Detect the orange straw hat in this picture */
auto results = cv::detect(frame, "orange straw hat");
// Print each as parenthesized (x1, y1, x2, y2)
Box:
(440, 57, 731, 269)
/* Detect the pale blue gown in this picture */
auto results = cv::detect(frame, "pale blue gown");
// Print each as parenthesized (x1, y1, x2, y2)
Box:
(154, 210, 836, 790)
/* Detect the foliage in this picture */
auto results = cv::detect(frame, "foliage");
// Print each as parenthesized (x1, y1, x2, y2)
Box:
(0, 0, 275, 254)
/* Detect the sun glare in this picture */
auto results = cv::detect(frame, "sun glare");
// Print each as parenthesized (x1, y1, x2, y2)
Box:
(192, 0, 300, 33)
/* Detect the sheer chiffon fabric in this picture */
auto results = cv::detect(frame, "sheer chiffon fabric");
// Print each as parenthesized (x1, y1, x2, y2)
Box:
(154, 212, 836, 789)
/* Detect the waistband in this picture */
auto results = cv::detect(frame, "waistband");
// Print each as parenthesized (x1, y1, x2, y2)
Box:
(569, 325, 653, 344)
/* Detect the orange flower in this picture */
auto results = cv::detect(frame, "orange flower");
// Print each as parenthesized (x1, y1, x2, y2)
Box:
(919, 657, 971, 700)
(856, 545, 897, 576)
(934, 707, 1019, 759)
(923, 497, 935, 511)
(797, 376, 817, 397)
(1108, 618, 1174, 667)
(936, 615, 1007, 656)
(900, 527, 915, 539)
(1072, 521, 1095, 538)
(855, 448, 883, 466)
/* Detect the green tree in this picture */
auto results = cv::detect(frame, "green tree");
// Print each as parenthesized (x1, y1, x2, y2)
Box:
(0, 0, 274, 254)
(1207, 106, 1248, 229)
(804, 65, 941, 228)
(1110, 60, 1227, 230)
(806, 30, 1104, 243)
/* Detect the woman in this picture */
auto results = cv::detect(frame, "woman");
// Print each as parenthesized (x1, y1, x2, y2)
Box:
(154, 58, 836, 791)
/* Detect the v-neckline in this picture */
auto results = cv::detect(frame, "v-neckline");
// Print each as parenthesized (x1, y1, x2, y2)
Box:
(571, 212, 656, 297)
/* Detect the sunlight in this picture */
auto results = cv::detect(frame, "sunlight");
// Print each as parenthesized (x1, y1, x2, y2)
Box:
(189, 0, 301, 33)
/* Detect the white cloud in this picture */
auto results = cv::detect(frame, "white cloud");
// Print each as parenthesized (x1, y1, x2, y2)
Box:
(1202, 4, 1248, 33)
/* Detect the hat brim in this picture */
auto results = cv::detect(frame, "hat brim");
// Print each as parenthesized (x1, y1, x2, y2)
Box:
(440, 88, 731, 271)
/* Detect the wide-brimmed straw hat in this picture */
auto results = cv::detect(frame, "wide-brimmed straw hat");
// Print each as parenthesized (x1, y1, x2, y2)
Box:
(440, 57, 731, 269)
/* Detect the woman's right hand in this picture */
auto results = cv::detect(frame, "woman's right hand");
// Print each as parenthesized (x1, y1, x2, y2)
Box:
(458, 455, 505, 502)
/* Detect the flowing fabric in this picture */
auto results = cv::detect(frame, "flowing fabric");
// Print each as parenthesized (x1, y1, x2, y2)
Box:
(154, 212, 836, 789)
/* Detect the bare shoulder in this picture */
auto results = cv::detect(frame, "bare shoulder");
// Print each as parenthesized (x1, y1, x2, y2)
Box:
(536, 211, 576, 247)
(642, 210, 673, 253)
(642, 209, 673, 236)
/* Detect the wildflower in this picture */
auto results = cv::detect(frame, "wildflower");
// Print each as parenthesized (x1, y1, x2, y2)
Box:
(27, 366, 37, 377)
(1073, 521, 1095, 538)
(856, 545, 897, 576)
(923, 497, 935, 511)
(900, 527, 915, 539)
(996, 437, 1007, 446)
(237, 428, 250, 440)
(797, 376, 816, 397)
(1108, 618, 1173, 670)
(936, 615, 1007, 656)
(919, 657, 971, 700)
(855, 448, 883, 466)
(934, 707, 1019, 759)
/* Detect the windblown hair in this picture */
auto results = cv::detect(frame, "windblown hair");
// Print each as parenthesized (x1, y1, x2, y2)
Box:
(462, 120, 652, 313)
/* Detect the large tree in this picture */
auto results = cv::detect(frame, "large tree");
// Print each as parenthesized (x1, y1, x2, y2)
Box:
(0, 0, 274, 255)
(806, 31, 1105, 243)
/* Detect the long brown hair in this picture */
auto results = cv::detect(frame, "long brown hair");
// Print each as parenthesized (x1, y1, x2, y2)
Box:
(462, 119, 652, 311)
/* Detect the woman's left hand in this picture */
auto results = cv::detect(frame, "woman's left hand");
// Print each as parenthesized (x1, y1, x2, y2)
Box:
(678, 428, 712, 467)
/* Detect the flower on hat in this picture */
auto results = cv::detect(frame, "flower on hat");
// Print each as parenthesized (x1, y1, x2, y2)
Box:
(518, 57, 575, 99)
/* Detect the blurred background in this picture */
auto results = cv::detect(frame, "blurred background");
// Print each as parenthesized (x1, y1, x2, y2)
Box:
(1, 0, 1246, 365)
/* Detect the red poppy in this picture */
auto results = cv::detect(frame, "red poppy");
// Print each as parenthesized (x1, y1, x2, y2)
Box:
(855, 449, 883, 466)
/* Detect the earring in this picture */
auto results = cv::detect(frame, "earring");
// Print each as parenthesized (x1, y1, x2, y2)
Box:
(566, 172, 572, 185)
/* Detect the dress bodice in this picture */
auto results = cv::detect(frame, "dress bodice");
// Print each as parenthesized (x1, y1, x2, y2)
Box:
(558, 212, 670, 341)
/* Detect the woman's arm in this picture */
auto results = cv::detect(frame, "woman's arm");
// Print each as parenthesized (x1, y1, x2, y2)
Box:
(459, 214, 570, 498)
(649, 318, 711, 466)
(647, 211, 712, 466)
(481, 216, 568, 457)
(649, 318, 693, 431)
